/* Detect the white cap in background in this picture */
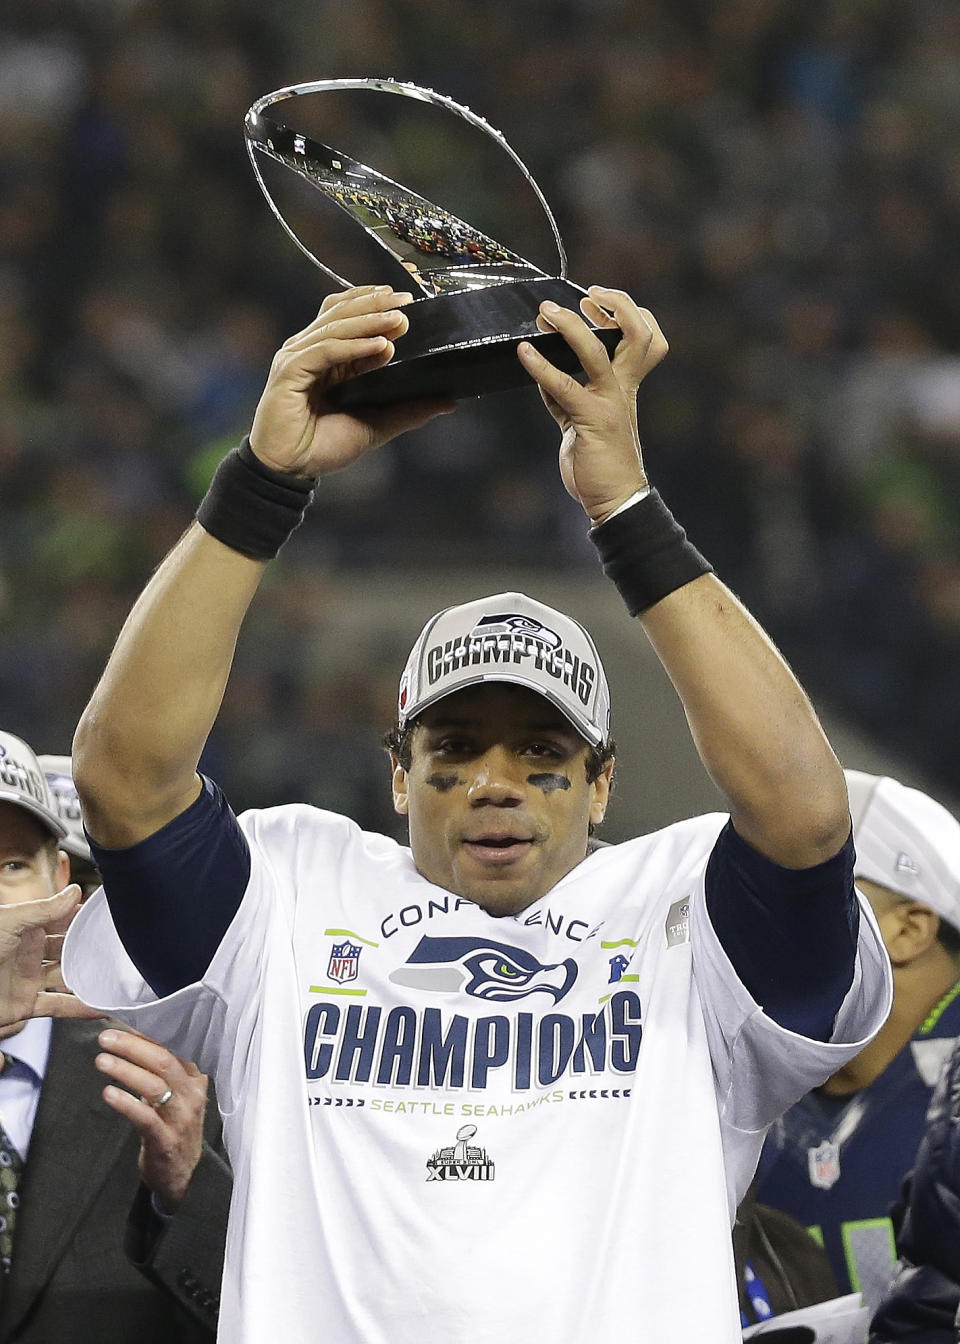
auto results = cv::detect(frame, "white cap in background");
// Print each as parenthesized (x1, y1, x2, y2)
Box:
(846, 769, 960, 931)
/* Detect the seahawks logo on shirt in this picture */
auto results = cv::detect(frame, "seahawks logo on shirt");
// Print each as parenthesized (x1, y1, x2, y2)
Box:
(389, 936, 578, 1003)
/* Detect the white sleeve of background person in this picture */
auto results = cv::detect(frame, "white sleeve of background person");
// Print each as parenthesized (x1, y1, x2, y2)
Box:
(61, 806, 893, 1344)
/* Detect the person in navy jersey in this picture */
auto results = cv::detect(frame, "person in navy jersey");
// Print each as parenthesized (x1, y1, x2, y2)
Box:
(870, 1035, 960, 1343)
(757, 770, 960, 1316)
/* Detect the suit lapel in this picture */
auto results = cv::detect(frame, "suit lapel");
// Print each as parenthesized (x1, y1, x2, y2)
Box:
(0, 1019, 134, 1339)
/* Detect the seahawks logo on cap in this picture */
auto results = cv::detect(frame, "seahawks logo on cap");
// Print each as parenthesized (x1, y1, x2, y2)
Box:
(469, 614, 562, 649)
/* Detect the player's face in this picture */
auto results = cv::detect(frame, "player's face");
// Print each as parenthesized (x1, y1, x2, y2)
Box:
(392, 683, 613, 917)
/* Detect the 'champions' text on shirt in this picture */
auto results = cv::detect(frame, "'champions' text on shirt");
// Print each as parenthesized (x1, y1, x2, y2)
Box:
(303, 990, 642, 1091)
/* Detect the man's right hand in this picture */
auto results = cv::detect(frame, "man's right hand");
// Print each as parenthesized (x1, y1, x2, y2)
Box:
(249, 285, 455, 479)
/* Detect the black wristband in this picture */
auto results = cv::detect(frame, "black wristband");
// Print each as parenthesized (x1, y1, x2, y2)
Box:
(590, 489, 713, 615)
(195, 438, 316, 561)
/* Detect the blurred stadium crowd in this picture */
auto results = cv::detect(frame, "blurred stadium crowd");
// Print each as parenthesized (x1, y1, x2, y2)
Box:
(3, 0, 960, 832)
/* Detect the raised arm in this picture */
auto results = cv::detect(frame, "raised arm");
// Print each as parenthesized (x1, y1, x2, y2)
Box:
(517, 289, 848, 869)
(74, 286, 453, 848)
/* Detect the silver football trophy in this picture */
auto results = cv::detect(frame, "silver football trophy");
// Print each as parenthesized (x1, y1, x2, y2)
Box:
(244, 79, 620, 408)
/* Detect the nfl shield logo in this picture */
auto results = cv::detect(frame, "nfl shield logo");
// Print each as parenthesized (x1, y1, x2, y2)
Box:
(327, 941, 362, 984)
(808, 1142, 841, 1190)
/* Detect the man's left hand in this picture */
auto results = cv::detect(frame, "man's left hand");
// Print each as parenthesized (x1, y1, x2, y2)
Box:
(96, 1028, 209, 1214)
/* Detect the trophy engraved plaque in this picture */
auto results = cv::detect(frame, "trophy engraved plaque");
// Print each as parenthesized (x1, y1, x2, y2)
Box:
(245, 79, 620, 408)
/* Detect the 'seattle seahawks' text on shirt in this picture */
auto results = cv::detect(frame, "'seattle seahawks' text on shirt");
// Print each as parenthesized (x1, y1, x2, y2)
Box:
(63, 808, 892, 1344)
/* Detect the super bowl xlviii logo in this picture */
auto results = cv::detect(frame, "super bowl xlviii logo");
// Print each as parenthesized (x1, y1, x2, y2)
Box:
(327, 941, 362, 985)
(426, 1124, 495, 1182)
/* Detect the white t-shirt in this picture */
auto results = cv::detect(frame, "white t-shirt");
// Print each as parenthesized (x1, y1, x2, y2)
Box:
(63, 808, 892, 1344)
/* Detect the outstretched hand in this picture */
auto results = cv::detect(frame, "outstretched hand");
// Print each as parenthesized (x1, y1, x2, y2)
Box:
(249, 285, 455, 479)
(0, 885, 103, 1029)
(516, 286, 668, 525)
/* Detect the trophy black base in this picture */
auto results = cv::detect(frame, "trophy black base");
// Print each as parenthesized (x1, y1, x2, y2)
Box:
(327, 277, 620, 409)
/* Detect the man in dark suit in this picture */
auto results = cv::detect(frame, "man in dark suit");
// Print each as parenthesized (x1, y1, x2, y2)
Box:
(0, 730, 229, 1342)
(2, 1019, 229, 1343)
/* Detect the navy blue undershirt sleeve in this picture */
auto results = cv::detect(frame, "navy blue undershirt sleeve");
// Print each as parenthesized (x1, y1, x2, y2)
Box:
(705, 820, 859, 1042)
(87, 775, 251, 998)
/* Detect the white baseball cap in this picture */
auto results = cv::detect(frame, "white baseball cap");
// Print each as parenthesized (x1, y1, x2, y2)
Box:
(398, 592, 611, 748)
(38, 754, 92, 864)
(0, 731, 68, 840)
(846, 769, 960, 931)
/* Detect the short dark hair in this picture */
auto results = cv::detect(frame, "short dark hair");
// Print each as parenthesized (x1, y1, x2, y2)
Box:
(383, 720, 616, 785)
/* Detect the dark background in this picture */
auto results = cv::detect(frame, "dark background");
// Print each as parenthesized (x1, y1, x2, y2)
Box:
(3, 0, 960, 836)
